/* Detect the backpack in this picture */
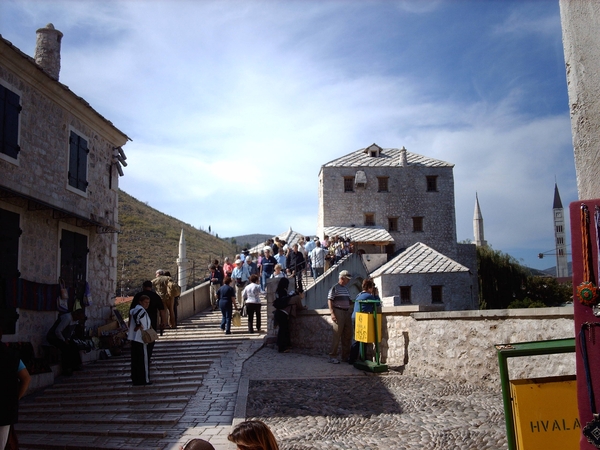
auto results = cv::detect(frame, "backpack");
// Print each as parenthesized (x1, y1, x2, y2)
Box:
(167, 280, 181, 298)
(273, 294, 291, 310)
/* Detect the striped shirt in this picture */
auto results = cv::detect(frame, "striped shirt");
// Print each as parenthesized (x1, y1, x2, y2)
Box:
(328, 283, 351, 309)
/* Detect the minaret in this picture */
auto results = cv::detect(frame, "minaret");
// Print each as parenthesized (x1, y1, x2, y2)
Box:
(553, 184, 569, 278)
(473, 193, 487, 247)
(177, 229, 189, 291)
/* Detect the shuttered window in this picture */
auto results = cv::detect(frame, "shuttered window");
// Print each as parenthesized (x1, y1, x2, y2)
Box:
(431, 285, 443, 303)
(68, 131, 88, 192)
(60, 229, 88, 289)
(0, 84, 21, 159)
(0, 208, 21, 334)
(400, 286, 411, 304)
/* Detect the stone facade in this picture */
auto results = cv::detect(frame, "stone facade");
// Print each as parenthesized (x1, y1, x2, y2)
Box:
(0, 30, 128, 352)
(377, 271, 477, 310)
(288, 307, 575, 388)
(318, 145, 458, 257)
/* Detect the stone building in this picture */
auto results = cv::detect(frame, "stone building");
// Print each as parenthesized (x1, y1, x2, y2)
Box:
(0, 25, 129, 351)
(317, 144, 477, 309)
(370, 242, 476, 310)
(318, 143, 458, 257)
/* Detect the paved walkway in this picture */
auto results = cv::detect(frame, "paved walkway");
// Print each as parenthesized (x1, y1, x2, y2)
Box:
(16, 306, 508, 449)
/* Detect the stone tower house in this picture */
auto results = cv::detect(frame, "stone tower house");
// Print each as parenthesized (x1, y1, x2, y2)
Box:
(317, 143, 458, 258)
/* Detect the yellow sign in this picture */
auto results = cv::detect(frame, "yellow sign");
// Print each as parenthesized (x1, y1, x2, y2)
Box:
(510, 376, 579, 450)
(354, 312, 382, 343)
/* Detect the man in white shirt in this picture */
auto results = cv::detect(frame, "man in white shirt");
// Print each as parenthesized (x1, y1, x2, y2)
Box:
(309, 240, 326, 280)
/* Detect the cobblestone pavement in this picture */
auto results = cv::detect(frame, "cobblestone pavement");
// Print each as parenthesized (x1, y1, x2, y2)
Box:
(240, 346, 508, 450)
(16, 304, 509, 450)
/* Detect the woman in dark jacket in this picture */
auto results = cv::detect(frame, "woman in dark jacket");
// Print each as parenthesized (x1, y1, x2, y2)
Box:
(273, 278, 305, 353)
(217, 277, 237, 335)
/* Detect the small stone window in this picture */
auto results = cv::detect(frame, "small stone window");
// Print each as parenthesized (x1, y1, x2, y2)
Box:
(377, 177, 389, 192)
(365, 213, 375, 226)
(556, 225, 563, 233)
(426, 176, 438, 192)
(412, 216, 423, 232)
(388, 217, 398, 232)
(431, 285, 443, 304)
(344, 177, 354, 192)
(364, 143, 382, 157)
(400, 286, 411, 304)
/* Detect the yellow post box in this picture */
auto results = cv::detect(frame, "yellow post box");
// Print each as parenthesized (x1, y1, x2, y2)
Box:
(510, 375, 579, 450)
(354, 312, 382, 343)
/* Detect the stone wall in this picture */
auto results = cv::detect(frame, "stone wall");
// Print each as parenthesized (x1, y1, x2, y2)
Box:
(377, 271, 477, 310)
(0, 65, 121, 225)
(560, 0, 600, 199)
(288, 306, 575, 388)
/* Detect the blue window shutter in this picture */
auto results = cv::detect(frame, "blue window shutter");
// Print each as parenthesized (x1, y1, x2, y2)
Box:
(0, 85, 21, 159)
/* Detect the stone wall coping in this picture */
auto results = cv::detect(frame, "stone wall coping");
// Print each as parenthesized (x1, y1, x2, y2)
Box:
(306, 306, 574, 320)
(411, 306, 574, 320)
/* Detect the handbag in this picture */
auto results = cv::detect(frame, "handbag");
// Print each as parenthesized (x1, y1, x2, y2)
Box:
(232, 310, 242, 327)
(141, 327, 159, 344)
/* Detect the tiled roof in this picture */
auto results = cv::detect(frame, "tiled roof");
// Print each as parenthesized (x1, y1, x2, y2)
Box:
(247, 228, 306, 254)
(322, 146, 453, 168)
(323, 226, 394, 244)
(371, 242, 469, 276)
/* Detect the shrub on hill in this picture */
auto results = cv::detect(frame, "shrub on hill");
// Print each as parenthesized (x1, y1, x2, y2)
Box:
(116, 190, 237, 296)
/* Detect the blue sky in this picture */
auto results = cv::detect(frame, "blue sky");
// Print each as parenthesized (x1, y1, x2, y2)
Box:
(1, 0, 576, 270)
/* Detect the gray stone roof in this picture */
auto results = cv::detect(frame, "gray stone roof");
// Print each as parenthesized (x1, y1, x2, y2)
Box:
(323, 226, 394, 244)
(371, 242, 469, 276)
(321, 145, 454, 169)
(247, 227, 305, 254)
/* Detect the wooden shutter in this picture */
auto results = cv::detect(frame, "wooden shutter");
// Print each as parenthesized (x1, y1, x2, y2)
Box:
(0, 85, 21, 159)
(68, 131, 88, 191)
(0, 208, 21, 334)
(60, 229, 88, 288)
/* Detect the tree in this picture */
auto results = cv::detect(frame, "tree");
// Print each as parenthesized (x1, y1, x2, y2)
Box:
(477, 246, 528, 309)
(477, 246, 572, 310)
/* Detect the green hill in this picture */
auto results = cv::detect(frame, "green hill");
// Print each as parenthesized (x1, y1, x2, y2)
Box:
(116, 190, 237, 296)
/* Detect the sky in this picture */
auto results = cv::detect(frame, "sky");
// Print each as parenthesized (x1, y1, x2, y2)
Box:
(1, 0, 577, 270)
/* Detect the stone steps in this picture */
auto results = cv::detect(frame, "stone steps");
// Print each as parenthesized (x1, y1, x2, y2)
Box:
(16, 307, 258, 450)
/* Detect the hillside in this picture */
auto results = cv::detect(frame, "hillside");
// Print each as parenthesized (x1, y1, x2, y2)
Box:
(224, 233, 273, 250)
(116, 190, 237, 296)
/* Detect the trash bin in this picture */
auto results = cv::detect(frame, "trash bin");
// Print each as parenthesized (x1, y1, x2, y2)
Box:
(354, 299, 387, 373)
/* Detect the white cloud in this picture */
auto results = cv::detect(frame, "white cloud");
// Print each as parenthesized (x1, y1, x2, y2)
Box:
(2, 0, 576, 268)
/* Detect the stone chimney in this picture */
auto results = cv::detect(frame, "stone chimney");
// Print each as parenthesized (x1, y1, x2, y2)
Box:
(399, 146, 408, 166)
(34, 23, 63, 80)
